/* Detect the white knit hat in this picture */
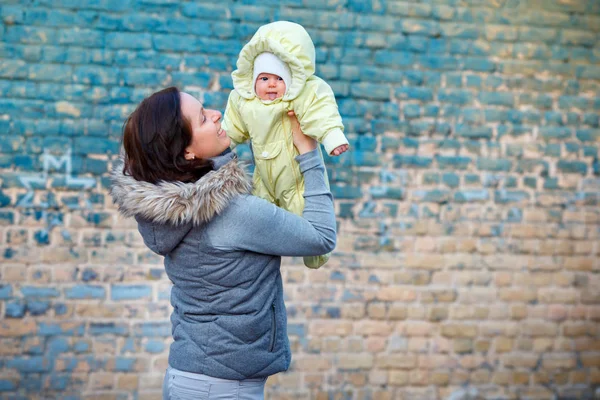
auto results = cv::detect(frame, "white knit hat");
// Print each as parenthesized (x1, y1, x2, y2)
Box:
(253, 52, 292, 96)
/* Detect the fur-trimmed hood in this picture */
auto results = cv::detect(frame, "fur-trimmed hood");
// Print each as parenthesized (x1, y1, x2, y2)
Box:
(110, 157, 252, 226)
(110, 156, 252, 256)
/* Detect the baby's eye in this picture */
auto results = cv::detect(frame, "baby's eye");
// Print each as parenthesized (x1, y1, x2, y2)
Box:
(278, 77, 283, 81)
(261, 77, 269, 81)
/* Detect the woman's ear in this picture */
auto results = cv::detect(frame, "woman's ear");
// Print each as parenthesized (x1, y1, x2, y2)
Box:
(184, 150, 195, 160)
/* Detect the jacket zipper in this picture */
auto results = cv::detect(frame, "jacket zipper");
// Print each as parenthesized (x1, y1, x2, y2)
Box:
(269, 302, 276, 352)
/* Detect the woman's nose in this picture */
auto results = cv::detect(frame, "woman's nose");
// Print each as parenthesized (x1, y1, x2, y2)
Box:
(210, 109, 222, 122)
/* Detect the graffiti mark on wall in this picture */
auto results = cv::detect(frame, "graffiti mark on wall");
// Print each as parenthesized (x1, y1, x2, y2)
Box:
(16, 149, 96, 243)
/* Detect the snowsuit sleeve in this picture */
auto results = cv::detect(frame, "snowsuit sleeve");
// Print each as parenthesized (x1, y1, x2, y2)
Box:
(294, 79, 349, 155)
(223, 90, 250, 147)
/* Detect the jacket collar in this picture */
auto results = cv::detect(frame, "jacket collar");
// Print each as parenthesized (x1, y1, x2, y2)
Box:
(110, 156, 252, 226)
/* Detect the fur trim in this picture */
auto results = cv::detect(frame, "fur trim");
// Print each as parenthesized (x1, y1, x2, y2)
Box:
(110, 159, 252, 226)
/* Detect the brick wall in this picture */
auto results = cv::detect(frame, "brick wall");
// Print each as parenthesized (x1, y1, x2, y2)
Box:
(1, 0, 599, 399)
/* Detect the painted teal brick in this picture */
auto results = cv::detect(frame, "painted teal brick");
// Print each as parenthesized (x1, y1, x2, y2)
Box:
(6, 357, 52, 373)
(0, 284, 13, 299)
(370, 187, 404, 200)
(436, 155, 472, 170)
(393, 155, 433, 168)
(557, 160, 587, 175)
(559, 95, 591, 110)
(374, 50, 413, 66)
(111, 285, 152, 301)
(477, 158, 512, 172)
(565, 142, 580, 154)
(517, 159, 550, 175)
(74, 66, 119, 85)
(21, 286, 59, 299)
(584, 146, 598, 158)
(331, 185, 362, 199)
(395, 87, 434, 102)
(89, 323, 129, 336)
(145, 340, 166, 354)
(442, 173, 460, 188)
(454, 125, 493, 139)
(438, 89, 472, 105)
(524, 177, 537, 189)
(37, 322, 85, 336)
(540, 127, 572, 140)
(65, 285, 106, 299)
(479, 92, 514, 107)
(576, 129, 600, 142)
(545, 144, 562, 157)
(27, 300, 51, 316)
(403, 104, 421, 118)
(494, 190, 530, 204)
(4, 26, 58, 44)
(400, 19, 440, 36)
(0, 380, 17, 391)
(422, 172, 439, 184)
(413, 189, 450, 203)
(5, 302, 25, 318)
(350, 82, 390, 100)
(133, 322, 171, 337)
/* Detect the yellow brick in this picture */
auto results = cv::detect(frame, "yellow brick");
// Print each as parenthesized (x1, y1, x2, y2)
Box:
(0, 338, 21, 355)
(542, 354, 577, 369)
(117, 374, 138, 390)
(368, 370, 388, 385)
(480, 322, 519, 338)
(89, 372, 114, 390)
(341, 304, 366, 319)
(440, 323, 478, 338)
(388, 304, 407, 320)
(581, 353, 600, 367)
(564, 256, 594, 271)
(502, 354, 538, 368)
(453, 339, 473, 353)
(521, 322, 558, 337)
(354, 321, 394, 336)
(2, 265, 27, 281)
(337, 353, 374, 370)
(376, 286, 417, 301)
(309, 321, 353, 336)
(494, 337, 513, 353)
(404, 322, 435, 337)
(388, 370, 409, 386)
(491, 370, 511, 385)
(430, 370, 450, 386)
(0, 320, 36, 337)
(533, 338, 553, 352)
(366, 337, 387, 353)
(376, 354, 418, 369)
(404, 254, 445, 270)
(409, 369, 428, 386)
(366, 303, 387, 319)
(293, 355, 332, 371)
(564, 322, 597, 337)
(470, 369, 490, 384)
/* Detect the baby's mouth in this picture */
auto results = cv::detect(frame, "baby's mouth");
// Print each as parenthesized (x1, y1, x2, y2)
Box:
(267, 92, 278, 100)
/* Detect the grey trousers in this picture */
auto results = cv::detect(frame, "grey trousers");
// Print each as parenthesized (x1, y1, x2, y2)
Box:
(162, 366, 267, 400)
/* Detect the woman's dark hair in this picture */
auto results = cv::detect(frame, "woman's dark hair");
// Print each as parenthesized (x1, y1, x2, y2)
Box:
(122, 86, 213, 183)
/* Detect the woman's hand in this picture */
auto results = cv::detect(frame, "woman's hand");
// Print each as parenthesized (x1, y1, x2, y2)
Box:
(288, 110, 317, 154)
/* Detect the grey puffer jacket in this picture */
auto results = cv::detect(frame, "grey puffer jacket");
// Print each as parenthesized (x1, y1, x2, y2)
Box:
(110, 149, 336, 379)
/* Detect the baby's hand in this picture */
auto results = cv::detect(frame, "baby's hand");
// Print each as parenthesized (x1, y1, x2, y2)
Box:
(330, 144, 349, 156)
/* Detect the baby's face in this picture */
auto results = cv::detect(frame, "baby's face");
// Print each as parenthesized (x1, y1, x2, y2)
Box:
(255, 73, 286, 101)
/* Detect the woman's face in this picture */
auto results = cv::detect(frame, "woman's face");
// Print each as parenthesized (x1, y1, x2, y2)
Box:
(181, 92, 230, 160)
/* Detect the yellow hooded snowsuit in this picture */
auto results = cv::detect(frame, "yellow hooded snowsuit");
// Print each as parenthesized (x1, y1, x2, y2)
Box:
(223, 21, 348, 268)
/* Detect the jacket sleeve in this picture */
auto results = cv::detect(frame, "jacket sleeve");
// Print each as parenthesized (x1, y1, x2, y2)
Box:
(294, 79, 349, 155)
(222, 91, 249, 147)
(220, 149, 337, 257)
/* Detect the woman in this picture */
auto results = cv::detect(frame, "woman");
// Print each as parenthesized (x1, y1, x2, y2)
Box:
(110, 86, 336, 399)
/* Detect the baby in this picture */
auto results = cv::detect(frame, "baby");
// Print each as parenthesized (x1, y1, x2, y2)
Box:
(223, 21, 349, 269)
